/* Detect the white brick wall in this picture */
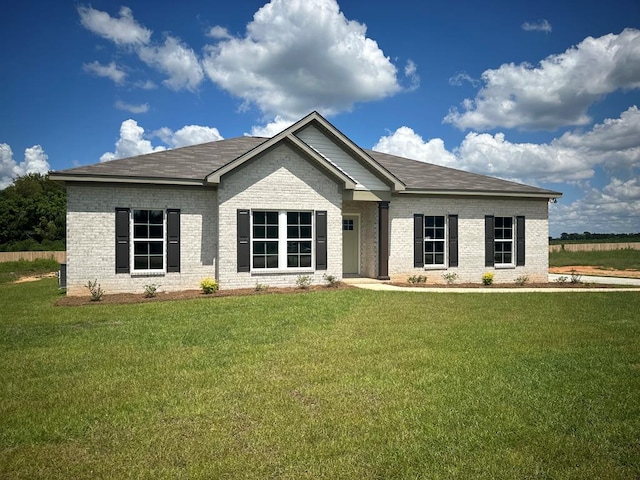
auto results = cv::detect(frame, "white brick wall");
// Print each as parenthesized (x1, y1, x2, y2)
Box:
(65, 157, 551, 294)
(66, 184, 217, 295)
(217, 143, 343, 290)
(387, 195, 549, 284)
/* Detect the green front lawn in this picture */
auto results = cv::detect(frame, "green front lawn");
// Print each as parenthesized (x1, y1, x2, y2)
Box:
(549, 248, 640, 270)
(1, 280, 639, 479)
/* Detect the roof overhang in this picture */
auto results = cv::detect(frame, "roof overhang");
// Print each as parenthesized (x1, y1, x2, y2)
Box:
(399, 189, 563, 199)
(49, 173, 205, 187)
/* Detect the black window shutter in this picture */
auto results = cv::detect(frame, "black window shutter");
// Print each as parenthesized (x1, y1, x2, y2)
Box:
(166, 209, 180, 272)
(516, 216, 525, 266)
(485, 215, 495, 267)
(237, 209, 250, 272)
(316, 210, 327, 270)
(448, 215, 458, 267)
(115, 208, 130, 273)
(413, 214, 424, 268)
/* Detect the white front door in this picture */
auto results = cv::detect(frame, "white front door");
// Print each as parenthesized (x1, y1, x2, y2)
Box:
(342, 215, 359, 274)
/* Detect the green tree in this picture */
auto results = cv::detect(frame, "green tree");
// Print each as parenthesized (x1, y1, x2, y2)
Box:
(0, 173, 66, 250)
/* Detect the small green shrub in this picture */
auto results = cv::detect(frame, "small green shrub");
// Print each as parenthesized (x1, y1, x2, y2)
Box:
(322, 273, 339, 288)
(442, 272, 458, 285)
(482, 272, 494, 286)
(254, 282, 269, 292)
(296, 275, 313, 289)
(86, 279, 104, 301)
(200, 277, 219, 294)
(407, 274, 427, 284)
(143, 283, 161, 298)
(514, 275, 529, 286)
(555, 276, 568, 284)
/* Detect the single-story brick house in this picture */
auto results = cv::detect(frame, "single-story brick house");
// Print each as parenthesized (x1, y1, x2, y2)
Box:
(51, 111, 561, 295)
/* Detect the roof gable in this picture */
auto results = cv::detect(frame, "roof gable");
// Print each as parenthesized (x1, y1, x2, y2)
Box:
(205, 111, 404, 191)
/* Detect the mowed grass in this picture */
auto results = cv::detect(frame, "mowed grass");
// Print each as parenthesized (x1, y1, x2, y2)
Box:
(0, 258, 60, 284)
(549, 248, 640, 270)
(1, 280, 639, 479)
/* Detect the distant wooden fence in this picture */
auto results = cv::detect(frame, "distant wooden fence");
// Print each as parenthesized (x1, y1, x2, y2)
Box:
(0, 251, 66, 263)
(549, 242, 640, 253)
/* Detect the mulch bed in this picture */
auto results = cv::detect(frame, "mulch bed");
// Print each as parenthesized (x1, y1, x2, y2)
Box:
(55, 283, 355, 306)
(54, 279, 629, 306)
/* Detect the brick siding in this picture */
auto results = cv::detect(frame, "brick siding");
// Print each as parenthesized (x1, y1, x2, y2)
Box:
(66, 184, 217, 295)
(387, 195, 549, 284)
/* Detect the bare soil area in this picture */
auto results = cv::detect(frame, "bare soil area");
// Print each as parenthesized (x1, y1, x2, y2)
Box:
(549, 266, 640, 278)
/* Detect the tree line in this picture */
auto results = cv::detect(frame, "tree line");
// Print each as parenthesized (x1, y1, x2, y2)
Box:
(0, 173, 66, 251)
(551, 232, 640, 243)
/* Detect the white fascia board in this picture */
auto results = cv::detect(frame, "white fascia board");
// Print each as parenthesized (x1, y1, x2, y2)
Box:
(49, 174, 204, 186)
(398, 189, 563, 199)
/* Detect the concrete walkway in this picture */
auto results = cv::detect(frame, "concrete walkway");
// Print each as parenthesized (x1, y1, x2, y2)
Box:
(346, 274, 640, 293)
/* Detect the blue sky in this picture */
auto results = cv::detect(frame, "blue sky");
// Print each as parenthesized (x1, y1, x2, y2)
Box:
(2, 0, 639, 237)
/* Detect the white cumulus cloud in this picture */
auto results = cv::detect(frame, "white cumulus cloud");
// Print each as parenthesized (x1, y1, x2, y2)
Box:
(83, 61, 127, 84)
(78, 5, 151, 46)
(155, 125, 223, 148)
(115, 100, 149, 114)
(100, 119, 166, 162)
(202, 0, 403, 120)
(138, 36, 204, 91)
(0, 144, 51, 189)
(445, 29, 640, 131)
(373, 127, 457, 168)
(248, 116, 296, 137)
(101, 120, 225, 162)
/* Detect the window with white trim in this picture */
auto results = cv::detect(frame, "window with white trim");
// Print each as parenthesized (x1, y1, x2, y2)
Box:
(494, 216, 513, 265)
(252, 210, 313, 270)
(424, 215, 446, 266)
(133, 209, 164, 271)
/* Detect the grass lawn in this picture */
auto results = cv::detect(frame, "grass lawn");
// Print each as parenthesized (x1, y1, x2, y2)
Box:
(549, 248, 640, 270)
(1, 280, 639, 479)
(0, 258, 60, 284)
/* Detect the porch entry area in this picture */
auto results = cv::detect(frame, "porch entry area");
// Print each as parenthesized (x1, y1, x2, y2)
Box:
(342, 214, 359, 275)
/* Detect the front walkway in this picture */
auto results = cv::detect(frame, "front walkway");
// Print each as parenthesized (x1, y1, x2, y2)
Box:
(345, 274, 640, 293)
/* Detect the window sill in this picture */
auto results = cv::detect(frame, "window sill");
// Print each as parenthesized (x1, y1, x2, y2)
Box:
(131, 271, 166, 277)
(423, 266, 447, 271)
(251, 269, 315, 276)
(494, 264, 516, 270)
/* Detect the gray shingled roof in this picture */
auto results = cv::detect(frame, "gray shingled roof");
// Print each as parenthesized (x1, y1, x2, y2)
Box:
(55, 137, 268, 182)
(365, 149, 560, 195)
(53, 136, 560, 197)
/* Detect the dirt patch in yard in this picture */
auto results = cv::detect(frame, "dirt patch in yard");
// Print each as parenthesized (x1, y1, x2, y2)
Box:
(549, 266, 640, 278)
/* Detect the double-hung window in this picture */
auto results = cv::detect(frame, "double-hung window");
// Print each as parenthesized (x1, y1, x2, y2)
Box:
(414, 214, 458, 269)
(133, 209, 165, 271)
(115, 208, 180, 274)
(424, 215, 446, 266)
(286, 212, 313, 268)
(494, 216, 513, 265)
(252, 210, 313, 270)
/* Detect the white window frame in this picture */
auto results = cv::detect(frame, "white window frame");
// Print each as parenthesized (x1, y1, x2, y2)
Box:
(494, 216, 514, 267)
(131, 208, 166, 274)
(251, 210, 314, 272)
(423, 215, 446, 268)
